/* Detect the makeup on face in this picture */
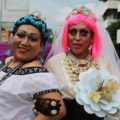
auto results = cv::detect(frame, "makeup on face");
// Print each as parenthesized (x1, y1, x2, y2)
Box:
(15, 30, 39, 42)
(69, 27, 91, 37)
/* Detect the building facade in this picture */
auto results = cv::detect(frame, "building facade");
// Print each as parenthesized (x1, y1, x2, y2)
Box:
(99, 0, 120, 44)
(0, 0, 29, 42)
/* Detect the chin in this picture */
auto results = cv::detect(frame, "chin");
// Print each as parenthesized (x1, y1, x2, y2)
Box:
(72, 50, 82, 55)
(15, 55, 29, 62)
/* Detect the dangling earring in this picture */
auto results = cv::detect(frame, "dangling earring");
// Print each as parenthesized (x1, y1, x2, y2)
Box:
(88, 45, 92, 55)
(89, 39, 93, 55)
(35, 52, 44, 65)
(40, 56, 44, 65)
(40, 49, 45, 65)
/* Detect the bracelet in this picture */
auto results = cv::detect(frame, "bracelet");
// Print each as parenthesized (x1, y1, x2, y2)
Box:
(32, 98, 61, 116)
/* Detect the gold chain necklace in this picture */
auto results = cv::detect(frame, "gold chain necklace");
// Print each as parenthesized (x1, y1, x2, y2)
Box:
(63, 52, 99, 84)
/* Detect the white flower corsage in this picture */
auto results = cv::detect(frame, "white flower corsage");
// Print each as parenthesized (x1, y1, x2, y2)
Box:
(74, 68, 120, 117)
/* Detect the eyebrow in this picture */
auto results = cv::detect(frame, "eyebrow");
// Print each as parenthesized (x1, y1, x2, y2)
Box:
(17, 30, 39, 35)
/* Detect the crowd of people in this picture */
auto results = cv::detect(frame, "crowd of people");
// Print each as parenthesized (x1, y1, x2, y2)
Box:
(0, 4, 120, 120)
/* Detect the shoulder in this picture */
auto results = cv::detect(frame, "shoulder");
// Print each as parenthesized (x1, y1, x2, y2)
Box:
(4, 56, 13, 64)
(44, 53, 66, 75)
(95, 55, 117, 74)
(45, 53, 66, 65)
(95, 55, 112, 67)
(0, 56, 13, 66)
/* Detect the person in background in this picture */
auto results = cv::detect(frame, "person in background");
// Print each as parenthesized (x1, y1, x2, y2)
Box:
(0, 12, 66, 120)
(45, 5, 120, 120)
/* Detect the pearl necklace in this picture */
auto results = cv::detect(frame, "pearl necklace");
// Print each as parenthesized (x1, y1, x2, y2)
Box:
(63, 52, 99, 84)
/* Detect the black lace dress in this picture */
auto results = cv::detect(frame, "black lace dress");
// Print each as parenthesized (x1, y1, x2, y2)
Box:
(61, 99, 104, 120)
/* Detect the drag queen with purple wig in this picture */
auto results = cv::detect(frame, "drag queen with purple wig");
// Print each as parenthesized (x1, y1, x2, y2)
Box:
(45, 6, 120, 120)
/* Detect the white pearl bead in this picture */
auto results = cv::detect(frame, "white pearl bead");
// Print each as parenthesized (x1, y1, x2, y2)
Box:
(51, 110, 57, 115)
(51, 101, 57, 106)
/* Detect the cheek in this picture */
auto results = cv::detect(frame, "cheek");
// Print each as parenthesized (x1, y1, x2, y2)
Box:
(11, 39, 18, 49)
(32, 44, 41, 54)
(85, 35, 93, 45)
(68, 36, 73, 47)
(36, 47, 41, 54)
(68, 34, 73, 40)
(68, 40, 72, 48)
(12, 36, 20, 44)
(87, 39, 91, 45)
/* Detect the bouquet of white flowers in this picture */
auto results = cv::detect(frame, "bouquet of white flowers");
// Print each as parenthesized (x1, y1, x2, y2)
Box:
(74, 68, 120, 117)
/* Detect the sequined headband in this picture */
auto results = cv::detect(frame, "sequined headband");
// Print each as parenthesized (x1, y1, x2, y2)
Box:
(67, 6, 96, 20)
(28, 11, 46, 25)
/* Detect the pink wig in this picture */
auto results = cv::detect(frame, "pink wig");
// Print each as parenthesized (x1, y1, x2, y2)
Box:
(62, 13, 102, 59)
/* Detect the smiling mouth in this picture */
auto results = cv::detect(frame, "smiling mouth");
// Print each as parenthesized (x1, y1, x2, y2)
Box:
(18, 47, 29, 53)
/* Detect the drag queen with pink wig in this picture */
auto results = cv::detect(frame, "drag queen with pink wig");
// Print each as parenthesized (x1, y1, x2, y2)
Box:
(45, 5, 120, 120)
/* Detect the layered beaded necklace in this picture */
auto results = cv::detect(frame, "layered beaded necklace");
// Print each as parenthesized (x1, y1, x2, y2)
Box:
(63, 51, 99, 84)
(0, 58, 24, 85)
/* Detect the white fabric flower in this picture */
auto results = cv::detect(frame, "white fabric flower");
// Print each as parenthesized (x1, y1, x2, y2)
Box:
(74, 68, 120, 117)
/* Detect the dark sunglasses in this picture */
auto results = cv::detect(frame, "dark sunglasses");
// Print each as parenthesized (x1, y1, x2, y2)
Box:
(69, 28, 91, 37)
(16, 30, 39, 42)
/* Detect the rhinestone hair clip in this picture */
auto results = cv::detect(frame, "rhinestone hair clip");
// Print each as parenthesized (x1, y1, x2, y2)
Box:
(28, 11, 46, 24)
(67, 6, 96, 20)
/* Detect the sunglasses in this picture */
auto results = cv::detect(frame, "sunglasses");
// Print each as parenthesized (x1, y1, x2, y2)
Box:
(16, 30, 39, 42)
(69, 28, 91, 37)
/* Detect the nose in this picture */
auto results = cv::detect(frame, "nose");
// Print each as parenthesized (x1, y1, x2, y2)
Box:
(21, 36, 29, 45)
(75, 32, 81, 40)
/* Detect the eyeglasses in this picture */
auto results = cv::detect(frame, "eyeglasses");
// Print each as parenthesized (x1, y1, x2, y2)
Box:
(15, 30, 39, 42)
(69, 28, 91, 37)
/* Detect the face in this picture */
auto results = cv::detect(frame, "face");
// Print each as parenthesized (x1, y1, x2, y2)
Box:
(68, 22, 93, 58)
(12, 24, 42, 62)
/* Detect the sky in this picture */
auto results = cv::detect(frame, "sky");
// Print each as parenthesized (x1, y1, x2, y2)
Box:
(29, 0, 102, 31)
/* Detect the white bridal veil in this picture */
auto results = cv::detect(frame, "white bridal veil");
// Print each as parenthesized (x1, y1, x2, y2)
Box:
(46, 4, 120, 75)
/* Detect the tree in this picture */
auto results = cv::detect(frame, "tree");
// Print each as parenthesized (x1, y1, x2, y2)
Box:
(107, 20, 120, 57)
